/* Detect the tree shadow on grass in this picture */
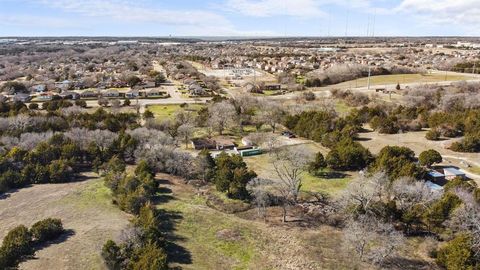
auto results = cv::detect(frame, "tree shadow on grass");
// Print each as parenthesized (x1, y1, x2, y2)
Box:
(157, 209, 192, 265)
(315, 171, 350, 179)
(155, 177, 192, 267)
(382, 256, 436, 270)
(21, 229, 75, 266)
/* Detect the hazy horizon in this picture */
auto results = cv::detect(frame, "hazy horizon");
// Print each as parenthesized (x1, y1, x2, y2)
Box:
(1, 0, 479, 37)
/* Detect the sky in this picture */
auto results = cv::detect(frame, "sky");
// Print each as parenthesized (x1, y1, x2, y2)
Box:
(0, 0, 479, 37)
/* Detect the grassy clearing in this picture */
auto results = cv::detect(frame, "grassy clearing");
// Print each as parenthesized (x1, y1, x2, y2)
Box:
(342, 73, 473, 88)
(158, 175, 354, 270)
(148, 104, 205, 119)
(302, 173, 352, 196)
(335, 100, 352, 115)
(244, 143, 352, 196)
(161, 183, 267, 269)
(61, 178, 113, 209)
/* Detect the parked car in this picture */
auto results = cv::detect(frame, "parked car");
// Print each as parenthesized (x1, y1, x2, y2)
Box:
(281, 131, 296, 138)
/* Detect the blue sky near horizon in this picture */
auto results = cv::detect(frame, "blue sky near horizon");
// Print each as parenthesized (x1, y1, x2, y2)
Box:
(0, 0, 478, 37)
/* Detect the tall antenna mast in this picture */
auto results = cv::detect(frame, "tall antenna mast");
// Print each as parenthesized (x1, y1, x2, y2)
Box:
(366, 16, 370, 37)
(283, 0, 287, 37)
(327, 7, 332, 37)
(372, 9, 377, 37)
(345, 10, 349, 37)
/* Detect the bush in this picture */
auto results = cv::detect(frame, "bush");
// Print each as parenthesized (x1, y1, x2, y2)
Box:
(102, 240, 122, 270)
(0, 225, 32, 267)
(309, 152, 326, 172)
(131, 243, 168, 270)
(426, 129, 441, 141)
(303, 91, 316, 101)
(424, 192, 462, 229)
(326, 139, 373, 171)
(371, 146, 424, 179)
(28, 103, 39, 110)
(214, 153, 257, 200)
(437, 234, 476, 270)
(75, 100, 87, 107)
(30, 218, 64, 242)
(419, 149, 442, 167)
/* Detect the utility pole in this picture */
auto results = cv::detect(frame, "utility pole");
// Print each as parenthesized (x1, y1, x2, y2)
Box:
(473, 62, 477, 75)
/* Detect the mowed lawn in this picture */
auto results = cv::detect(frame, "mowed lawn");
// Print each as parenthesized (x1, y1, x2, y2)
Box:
(339, 73, 474, 88)
(148, 104, 205, 119)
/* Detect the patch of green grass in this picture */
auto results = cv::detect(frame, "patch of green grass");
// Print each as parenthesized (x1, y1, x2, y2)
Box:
(161, 195, 265, 270)
(335, 100, 352, 115)
(301, 173, 352, 196)
(148, 104, 205, 119)
(60, 178, 113, 209)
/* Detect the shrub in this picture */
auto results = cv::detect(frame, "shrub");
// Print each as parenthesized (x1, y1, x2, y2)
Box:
(424, 192, 462, 229)
(74, 100, 87, 107)
(130, 243, 168, 270)
(309, 152, 326, 172)
(419, 149, 442, 167)
(0, 225, 32, 267)
(214, 153, 257, 200)
(371, 146, 424, 179)
(28, 103, 39, 110)
(303, 91, 316, 101)
(437, 234, 476, 270)
(30, 218, 64, 242)
(426, 129, 441, 141)
(102, 240, 122, 270)
(326, 139, 373, 171)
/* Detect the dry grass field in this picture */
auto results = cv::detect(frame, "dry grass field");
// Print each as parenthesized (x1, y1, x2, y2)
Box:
(0, 173, 130, 270)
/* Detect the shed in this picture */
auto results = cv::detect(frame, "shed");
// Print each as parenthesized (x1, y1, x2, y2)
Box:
(443, 167, 466, 180)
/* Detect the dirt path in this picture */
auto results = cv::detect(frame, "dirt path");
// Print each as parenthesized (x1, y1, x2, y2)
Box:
(0, 173, 130, 270)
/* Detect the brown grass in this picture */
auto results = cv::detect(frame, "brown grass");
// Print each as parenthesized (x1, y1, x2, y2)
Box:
(0, 173, 130, 270)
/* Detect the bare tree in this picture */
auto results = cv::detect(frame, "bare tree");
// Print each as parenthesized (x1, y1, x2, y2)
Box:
(343, 215, 405, 265)
(449, 190, 480, 258)
(248, 178, 274, 222)
(340, 172, 390, 215)
(391, 177, 440, 212)
(256, 101, 284, 133)
(270, 146, 311, 222)
(177, 124, 194, 149)
(207, 101, 236, 135)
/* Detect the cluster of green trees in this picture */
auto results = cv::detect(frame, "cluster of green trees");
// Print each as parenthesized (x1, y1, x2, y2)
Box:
(0, 218, 64, 269)
(102, 160, 168, 270)
(370, 146, 425, 179)
(0, 134, 80, 193)
(429, 109, 480, 153)
(0, 101, 29, 116)
(285, 110, 373, 171)
(212, 152, 257, 200)
(104, 159, 157, 215)
(0, 129, 138, 195)
(192, 151, 257, 201)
